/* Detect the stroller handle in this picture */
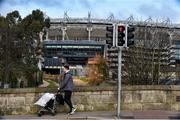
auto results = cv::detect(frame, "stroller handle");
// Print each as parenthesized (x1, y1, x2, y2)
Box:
(56, 89, 62, 95)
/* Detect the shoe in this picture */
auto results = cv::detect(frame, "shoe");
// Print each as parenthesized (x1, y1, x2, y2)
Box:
(68, 107, 76, 115)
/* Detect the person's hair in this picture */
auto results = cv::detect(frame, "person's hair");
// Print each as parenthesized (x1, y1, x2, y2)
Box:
(64, 64, 69, 70)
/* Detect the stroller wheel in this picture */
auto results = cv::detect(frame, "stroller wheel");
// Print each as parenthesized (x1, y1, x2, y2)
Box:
(38, 111, 44, 117)
(51, 111, 56, 116)
(38, 112, 42, 117)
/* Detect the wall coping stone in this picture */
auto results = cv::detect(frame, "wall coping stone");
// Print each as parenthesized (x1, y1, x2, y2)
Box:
(0, 85, 180, 94)
(0, 86, 116, 94)
(123, 85, 180, 91)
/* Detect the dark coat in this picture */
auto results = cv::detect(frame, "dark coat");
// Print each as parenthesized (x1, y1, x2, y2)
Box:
(60, 71, 74, 92)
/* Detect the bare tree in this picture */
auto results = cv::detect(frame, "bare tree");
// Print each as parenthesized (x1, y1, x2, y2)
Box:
(122, 20, 170, 85)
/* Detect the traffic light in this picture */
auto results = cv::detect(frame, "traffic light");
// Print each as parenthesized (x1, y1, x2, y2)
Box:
(107, 48, 118, 69)
(117, 25, 126, 47)
(127, 25, 135, 47)
(106, 25, 115, 48)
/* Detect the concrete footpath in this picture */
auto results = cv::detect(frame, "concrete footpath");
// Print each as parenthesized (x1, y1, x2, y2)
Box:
(1, 111, 180, 120)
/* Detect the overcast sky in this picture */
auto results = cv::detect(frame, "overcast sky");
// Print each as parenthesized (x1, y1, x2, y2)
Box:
(0, 0, 180, 23)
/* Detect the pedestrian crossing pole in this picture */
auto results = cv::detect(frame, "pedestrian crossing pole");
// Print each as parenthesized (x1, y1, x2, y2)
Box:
(115, 23, 125, 118)
(116, 23, 132, 118)
(111, 23, 124, 118)
(117, 46, 123, 118)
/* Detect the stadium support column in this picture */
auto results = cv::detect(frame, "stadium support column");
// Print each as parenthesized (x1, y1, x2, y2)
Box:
(61, 27, 67, 41)
(39, 31, 44, 42)
(103, 45, 106, 58)
(87, 24, 92, 41)
(87, 12, 92, 41)
(46, 31, 48, 40)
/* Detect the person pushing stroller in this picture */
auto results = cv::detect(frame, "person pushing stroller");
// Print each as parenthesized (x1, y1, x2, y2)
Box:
(58, 64, 76, 115)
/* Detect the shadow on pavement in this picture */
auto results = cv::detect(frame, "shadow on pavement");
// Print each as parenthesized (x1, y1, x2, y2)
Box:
(169, 115, 180, 119)
(121, 117, 134, 119)
(119, 116, 134, 119)
(0, 116, 3, 119)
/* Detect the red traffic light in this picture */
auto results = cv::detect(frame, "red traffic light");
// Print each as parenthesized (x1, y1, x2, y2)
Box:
(119, 26, 125, 32)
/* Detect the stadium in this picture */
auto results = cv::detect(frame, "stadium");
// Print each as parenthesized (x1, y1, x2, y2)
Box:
(42, 13, 180, 81)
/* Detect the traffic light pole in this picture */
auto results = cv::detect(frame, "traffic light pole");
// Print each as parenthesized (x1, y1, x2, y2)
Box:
(109, 23, 129, 118)
(113, 23, 116, 47)
(125, 24, 128, 47)
(115, 23, 123, 118)
(117, 46, 122, 118)
(115, 23, 134, 118)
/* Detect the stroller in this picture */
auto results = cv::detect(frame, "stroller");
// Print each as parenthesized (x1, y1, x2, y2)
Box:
(34, 92, 64, 117)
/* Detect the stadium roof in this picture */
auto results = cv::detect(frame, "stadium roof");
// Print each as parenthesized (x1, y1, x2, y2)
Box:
(50, 18, 180, 29)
